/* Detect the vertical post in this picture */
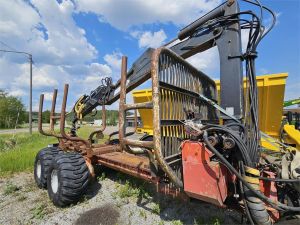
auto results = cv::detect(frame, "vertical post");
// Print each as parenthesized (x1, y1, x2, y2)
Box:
(29, 54, 33, 134)
(50, 89, 58, 131)
(119, 56, 127, 151)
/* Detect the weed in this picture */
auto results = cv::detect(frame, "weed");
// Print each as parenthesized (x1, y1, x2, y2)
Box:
(117, 180, 140, 199)
(158, 221, 164, 225)
(193, 216, 222, 225)
(114, 174, 152, 202)
(139, 209, 147, 219)
(98, 172, 106, 181)
(171, 220, 183, 225)
(211, 217, 222, 225)
(79, 195, 89, 204)
(17, 195, 27, 202)
(3, 182, 20, 195)
(31, 203, 47, 219)
(152, 203, 160, 215)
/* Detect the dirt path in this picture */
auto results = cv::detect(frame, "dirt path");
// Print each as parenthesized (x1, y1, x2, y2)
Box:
(0, 169, 242, 225)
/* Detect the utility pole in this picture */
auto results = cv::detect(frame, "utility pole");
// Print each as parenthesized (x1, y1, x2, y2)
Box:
(0, 49, 33, 134)
(29, 54, 33, 134)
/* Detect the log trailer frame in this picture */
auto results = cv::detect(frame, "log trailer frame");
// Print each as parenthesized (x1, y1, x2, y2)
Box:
(34, 1, 300, 224)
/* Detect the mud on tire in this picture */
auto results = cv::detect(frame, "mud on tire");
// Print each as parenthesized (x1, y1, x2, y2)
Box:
(34, 146, 61, 189)
(47, 152, 90, 207)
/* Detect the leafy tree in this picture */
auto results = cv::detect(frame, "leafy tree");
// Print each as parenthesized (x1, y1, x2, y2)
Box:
(42, 110, 51, 123)
(0, 90, 27, 128)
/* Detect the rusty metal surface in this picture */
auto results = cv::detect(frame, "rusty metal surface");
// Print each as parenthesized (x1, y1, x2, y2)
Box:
(151, 47, 184, 188)
(92, 145, 121, 156)
(133, 109, 138, 133)
(124, 102, 153, 110)
(123, 138, 154, 149)
(38, 46, 217, 192)
(96, 151, 156, 182)
(118, 56, 127, 151)
(50, 89, 58, 131)
(38, 90, 62, 138)
(59, 84, 92, 156)
(118, 56, 154, 150)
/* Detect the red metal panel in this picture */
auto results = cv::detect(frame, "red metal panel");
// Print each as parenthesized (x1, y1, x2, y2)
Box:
(259, 171, 280, 221)
(182, 141, 228, 207)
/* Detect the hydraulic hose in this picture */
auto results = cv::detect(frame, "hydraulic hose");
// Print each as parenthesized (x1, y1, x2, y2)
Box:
(202, 131, 300, 212)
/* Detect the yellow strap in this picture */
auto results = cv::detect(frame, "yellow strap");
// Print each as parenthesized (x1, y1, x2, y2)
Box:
(244, 166, 260, 176)
(243, 175, 260, 184)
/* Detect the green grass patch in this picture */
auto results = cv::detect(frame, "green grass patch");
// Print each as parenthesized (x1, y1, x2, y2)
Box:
(30, 203, 49, 220)
(3, 182, 20, 195)
(114, 173, 152, 200)
(0, 132, 56, 176)
(0, 126, 107, 176)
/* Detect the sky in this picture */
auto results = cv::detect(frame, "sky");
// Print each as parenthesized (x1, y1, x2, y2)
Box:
(0, 0, 299, 112)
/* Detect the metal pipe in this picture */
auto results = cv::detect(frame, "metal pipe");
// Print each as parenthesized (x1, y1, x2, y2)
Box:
(151, 48, 183, 188)
(59, 84, 90, 147)
(29, 54, 33, 134)
(50, 89, 58, 131)
(133, 109, 138, 133)
(119, 56, 127, 151)
(123, 101, 153, 110)
(123, 138, 154, 149)
(38, 94, 50, 136)
(38, 92, 62, 138)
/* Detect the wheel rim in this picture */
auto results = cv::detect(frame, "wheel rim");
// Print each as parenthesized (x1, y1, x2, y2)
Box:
(36, 160, 41, 179)
(51, 169, 59, 193)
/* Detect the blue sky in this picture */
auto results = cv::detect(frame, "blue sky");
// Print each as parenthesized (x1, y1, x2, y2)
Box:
(0, 0, 299, 111)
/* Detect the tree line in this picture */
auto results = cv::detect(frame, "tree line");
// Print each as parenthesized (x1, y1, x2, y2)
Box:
(0, 89, 122, 129)
(0, 90, 27, 128)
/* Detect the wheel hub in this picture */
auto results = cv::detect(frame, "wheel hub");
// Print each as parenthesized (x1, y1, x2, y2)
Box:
(51, 169, 59, 193)
(36, 160, 41, 179)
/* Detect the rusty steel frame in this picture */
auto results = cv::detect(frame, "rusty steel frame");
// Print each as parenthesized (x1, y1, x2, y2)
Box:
(39, 46, 214, 190)
(38, 89, 62, 138)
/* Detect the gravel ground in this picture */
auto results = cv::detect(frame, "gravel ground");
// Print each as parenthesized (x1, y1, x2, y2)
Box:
(0, 169, 243, 225)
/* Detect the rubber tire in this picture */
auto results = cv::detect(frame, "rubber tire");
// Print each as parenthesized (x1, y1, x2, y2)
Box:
(34, 146, 61, 189)
(47, 152, 90, 207)
(244, 185, 272, 225)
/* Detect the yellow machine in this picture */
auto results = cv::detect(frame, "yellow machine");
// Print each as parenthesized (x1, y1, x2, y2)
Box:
(133, 73, 300, 150)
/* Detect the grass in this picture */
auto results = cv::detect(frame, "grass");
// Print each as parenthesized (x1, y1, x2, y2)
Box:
(0, 126, 106, 176)
(171, 220, 183, 225)
(116, 180, 141, 199)
(114, 173, 152, 200)
(3, 182, 20, 195)
(193, 216, 222, 225)
(152, 203, 160, 215)
(139, 209, 147, 219)
(0, 133, 56, 176)
(30, 203, 48, 220)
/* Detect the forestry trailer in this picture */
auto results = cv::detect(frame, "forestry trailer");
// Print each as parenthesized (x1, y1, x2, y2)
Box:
(34, 1, 300, 224)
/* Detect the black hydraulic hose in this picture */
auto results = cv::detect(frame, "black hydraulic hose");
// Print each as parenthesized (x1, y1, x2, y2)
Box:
(204, 126, 252, 166)
(258, 177, 300, 183)
(239, 161, 255, 225)
(202, 131, 300, 212)
(242, 0, 276, 40)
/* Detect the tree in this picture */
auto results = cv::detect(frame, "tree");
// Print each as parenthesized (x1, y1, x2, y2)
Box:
(42, 110, 51, 123)
(0, 90, 27, 128)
